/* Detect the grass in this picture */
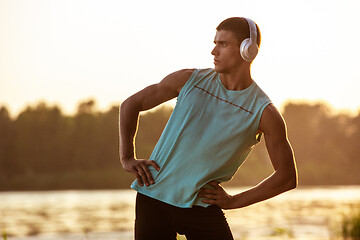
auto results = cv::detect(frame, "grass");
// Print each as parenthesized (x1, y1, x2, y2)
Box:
(2, 228, 7, 240)
(340, 207, 360, 240)
(271, 227, 294, 238)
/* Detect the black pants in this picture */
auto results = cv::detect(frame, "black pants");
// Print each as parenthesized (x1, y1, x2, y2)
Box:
(135, 193, 234, 240)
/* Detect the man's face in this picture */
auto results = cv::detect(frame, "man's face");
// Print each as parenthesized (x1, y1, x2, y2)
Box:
(211, 30, 242, 73)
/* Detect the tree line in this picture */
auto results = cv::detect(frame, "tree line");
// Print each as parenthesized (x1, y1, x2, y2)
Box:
(0, 99, 359, 191)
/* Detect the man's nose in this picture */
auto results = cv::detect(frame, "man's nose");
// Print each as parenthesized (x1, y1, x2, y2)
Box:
(211, 46, 218, 56)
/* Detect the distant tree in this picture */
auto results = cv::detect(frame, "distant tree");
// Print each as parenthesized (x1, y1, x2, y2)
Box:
(0, 106, 14, 175)
(69, 99, 101, 170)
(99, 105, 121, 168)
(67, 100, 120, 171)
(10, 102, 69, 175)
(1, 100, 359, 191)
(283, 102, 360, 185)
(135, 105, 173, 158)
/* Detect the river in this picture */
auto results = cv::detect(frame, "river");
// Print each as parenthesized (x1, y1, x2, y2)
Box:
(1, 186, 360, 240)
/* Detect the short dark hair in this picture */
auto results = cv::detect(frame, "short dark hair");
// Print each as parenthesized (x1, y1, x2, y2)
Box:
(216, 17, 261, 47)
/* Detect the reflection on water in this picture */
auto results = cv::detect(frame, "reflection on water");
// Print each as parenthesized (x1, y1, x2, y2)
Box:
(0, 190, 136, 239)
(0, 186, 360, 240)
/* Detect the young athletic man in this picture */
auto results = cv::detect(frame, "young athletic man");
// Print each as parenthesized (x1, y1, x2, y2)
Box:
(119, 17, 298, 240)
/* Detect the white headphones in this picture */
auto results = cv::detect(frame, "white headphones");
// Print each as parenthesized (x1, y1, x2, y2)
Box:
(240, 18, 259, 62)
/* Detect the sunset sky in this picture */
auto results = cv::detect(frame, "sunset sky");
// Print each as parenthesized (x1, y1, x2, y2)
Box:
(1, 0, 359, 117)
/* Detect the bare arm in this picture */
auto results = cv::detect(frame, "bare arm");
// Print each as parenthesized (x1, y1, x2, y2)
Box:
(199, 104, 298, 209)
(119, 69, 194, 187)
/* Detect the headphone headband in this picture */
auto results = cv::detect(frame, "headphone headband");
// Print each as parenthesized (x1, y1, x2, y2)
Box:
(240, 18, 259, 62)
(245, 18, 257, 46)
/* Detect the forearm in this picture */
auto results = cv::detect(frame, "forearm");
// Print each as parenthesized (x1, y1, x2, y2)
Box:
(232, 169, 297, 209)
(119, 99, 140, 164)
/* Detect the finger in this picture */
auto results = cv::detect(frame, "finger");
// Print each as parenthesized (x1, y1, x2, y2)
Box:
(131, 167, 144, 186)
(136, 174, 144, 186)
(199, 188, 216, 194)
(202, 199, 216, 205)
(208, 181, 221, 188)
(141, 165, 155, 185)
(137, 167, 150, 187)
(147, 160, 160, 171)
(198, 192, 217, 200)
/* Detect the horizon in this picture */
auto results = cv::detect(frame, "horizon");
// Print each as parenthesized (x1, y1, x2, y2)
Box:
(1, 97, 358, 119)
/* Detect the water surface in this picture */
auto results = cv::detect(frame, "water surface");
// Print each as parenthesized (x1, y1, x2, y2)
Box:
(1, 186, 360, 240)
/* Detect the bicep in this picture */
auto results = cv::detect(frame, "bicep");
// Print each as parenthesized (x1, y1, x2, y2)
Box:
(126, 69, 194, 111)
(130, 84, 177, 111)
(260, 105, 295, 171)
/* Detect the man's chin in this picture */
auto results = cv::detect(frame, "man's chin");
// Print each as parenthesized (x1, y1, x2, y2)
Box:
(214, 66, 226, 73)
(214, 65, 222, 72)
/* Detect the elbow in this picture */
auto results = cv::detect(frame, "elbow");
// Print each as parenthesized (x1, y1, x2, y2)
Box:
(120, 98, 131, 112)
(119, 100, 128, 122)
(286, 168, 298, 191)
(120, 97, 140, 115)
(276, 167, 298, 192)
(288, 176, 298, 191)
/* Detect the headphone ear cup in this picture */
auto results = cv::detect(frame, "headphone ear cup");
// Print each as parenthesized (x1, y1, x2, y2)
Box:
(240, 38, 256, 62)
(240, 38, 259, 62)
(240, 38, 251, 61)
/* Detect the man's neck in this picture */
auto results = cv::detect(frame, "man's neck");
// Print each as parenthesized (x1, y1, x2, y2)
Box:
(219, 65, 253, 91)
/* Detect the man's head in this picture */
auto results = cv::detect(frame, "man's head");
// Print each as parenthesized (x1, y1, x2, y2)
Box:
(216, 17, 261, 50)
(212, 17, 261, 73)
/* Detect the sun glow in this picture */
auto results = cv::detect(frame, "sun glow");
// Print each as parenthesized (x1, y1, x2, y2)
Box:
(0, 0, 359, 116)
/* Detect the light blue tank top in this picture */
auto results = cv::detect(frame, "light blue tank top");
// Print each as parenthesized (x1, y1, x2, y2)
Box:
(131, 68, 271, 208)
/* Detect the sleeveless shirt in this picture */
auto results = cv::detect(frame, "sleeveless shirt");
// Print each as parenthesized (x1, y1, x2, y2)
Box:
(131, 68, 272, 208)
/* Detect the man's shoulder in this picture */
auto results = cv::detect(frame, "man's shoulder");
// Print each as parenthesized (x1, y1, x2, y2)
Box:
(262, 104, 279, 116)
(170, 68, 196, 79)
(174, 68, 216, 92)
(197, 68, 216, 76)
(160, 69, 196, 92)
(259, 104, 286, 134)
